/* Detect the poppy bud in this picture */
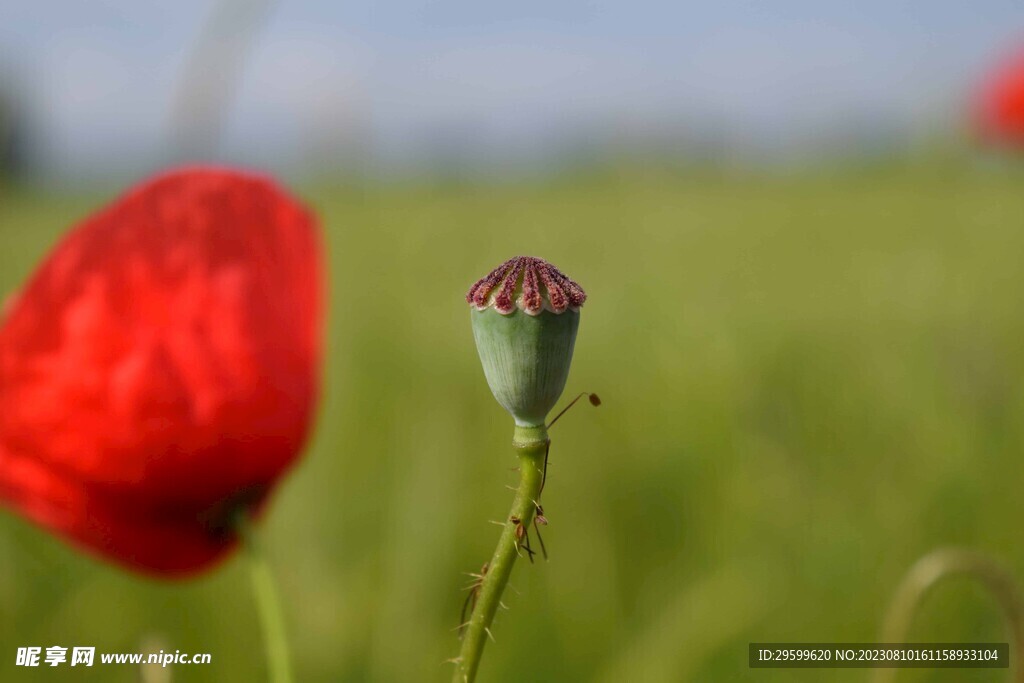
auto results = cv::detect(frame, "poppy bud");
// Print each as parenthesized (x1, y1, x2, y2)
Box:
(466, 256, 586, 427)
(0, 167, 323, 576)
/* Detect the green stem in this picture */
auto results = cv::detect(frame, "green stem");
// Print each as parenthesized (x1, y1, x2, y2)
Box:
(874, 547, 1024, 683)
(453, 424, 549, 683)
(237, 514, 295, 683)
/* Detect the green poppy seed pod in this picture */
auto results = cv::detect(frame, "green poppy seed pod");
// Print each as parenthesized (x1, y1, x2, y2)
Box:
(467, 256, 586, 428)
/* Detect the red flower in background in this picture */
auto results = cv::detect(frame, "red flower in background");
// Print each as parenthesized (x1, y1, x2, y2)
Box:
(975, 44, 1024, 149)
(0, 168, 323, 577)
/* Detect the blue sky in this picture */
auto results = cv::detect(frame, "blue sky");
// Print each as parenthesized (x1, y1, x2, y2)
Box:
(1, 0, 1023, 177)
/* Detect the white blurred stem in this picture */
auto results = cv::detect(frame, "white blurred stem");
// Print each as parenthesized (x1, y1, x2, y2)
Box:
(167, 0, 275, 160)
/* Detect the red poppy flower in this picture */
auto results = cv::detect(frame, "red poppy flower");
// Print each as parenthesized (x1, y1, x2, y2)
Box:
(0, 167, 323, 577)
(975, 44, 1024, 149)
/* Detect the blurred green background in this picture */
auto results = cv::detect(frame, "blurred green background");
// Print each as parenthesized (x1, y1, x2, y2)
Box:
(1, 160, 1023, 681)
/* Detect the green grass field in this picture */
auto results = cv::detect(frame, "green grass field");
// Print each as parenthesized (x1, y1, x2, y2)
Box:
(1, 162, 1023, 682)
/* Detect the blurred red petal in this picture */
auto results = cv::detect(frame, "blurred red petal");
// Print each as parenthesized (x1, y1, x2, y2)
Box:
(0, 167, 323, 577)
(975, 45, 1024, 148)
